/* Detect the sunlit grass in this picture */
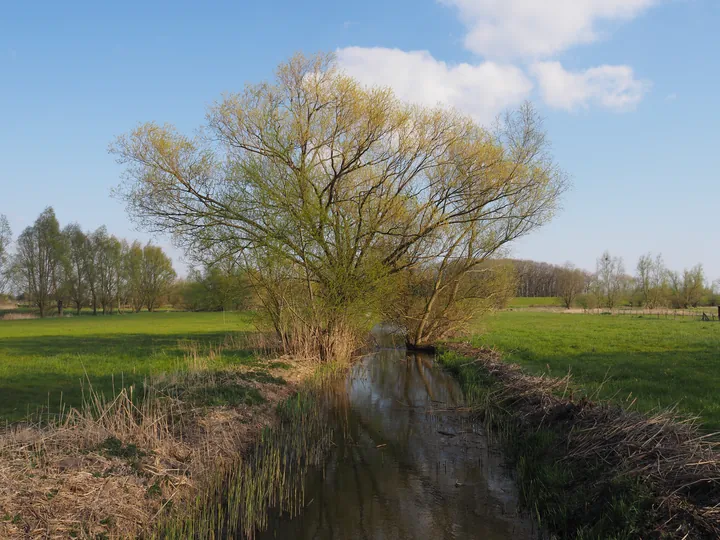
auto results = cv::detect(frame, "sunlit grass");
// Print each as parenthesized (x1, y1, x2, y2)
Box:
(471, 311, 720, 430)
(0, 312, 256, 421)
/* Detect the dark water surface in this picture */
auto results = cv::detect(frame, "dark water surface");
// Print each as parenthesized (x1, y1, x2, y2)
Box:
(257, 344, 533, 540)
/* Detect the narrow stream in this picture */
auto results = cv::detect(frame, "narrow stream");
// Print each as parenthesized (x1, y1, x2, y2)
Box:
(256, 338, 534, 539)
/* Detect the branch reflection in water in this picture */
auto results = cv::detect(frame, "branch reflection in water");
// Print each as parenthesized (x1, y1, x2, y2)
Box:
(257, 337, 534, 540)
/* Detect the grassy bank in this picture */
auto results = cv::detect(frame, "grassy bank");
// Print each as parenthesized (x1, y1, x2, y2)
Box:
(0, 311, 256, 421)
(153, 366, 346, 539)
(471, 311, 720, 431)
(0, 311, 336, 538)
(438, 344, 720, 539)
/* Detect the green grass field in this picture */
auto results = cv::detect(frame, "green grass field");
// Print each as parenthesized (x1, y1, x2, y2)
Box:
(4, 309, 720, 433)
(0, 312, 256, 421)
(471, 312, 720, 431)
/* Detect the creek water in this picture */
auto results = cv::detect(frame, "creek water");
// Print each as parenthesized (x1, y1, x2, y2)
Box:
(256, 338, 534, 539)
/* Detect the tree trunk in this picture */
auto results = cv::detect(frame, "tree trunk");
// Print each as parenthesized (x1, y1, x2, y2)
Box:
(57, 300, 63, 316)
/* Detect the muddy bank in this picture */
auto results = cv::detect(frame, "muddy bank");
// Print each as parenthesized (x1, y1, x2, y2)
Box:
(439, 342, 720, 539)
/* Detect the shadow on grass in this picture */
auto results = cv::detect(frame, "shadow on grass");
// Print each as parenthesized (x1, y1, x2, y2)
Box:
(0, 331, 251, 357)
(492, 347, 720, 433)
(0, 331, 269, 423)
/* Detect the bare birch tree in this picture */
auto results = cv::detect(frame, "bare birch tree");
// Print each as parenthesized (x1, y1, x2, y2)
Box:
(0, 215, 12, 294)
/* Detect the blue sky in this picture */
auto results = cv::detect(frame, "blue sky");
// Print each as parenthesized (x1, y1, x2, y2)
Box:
(1, 0, 718, 279)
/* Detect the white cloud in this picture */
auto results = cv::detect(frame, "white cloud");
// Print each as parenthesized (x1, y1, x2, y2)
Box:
(531, 61, 650, 111)
(336, 47, 533, 124)
(439, 0, 658, 58)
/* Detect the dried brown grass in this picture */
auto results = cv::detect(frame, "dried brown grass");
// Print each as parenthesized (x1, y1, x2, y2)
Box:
(1, 313, 38, 320)
(445, 342, 720, 538)
(0, 341, 315, 539)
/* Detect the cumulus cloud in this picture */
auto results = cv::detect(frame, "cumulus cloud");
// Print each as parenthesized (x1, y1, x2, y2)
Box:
(531, 61, 651, 111)
(439, 0, 659, 58)
(336, 47, 533, 124)
(333, 2, 657, 118)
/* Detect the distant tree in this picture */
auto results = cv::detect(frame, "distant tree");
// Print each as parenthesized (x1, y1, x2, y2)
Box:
(709, 279, 720, 306)
(176, 263, 248, 311)
(636, 253, 652, 306)
(94, 231, 122, 314)
(513, 259, 561, 297)
(686, 265, 706, 307)
(596, 251, 625, 308)
(86, 227, 105, 315)
(114, 239, 130, 313)
(636, 253, 668, 308)
(557, 263, 586, 309)
(13, 208, 66, 317)
(175, 275, 206, 311)
(140, 244, 176, 312)
(0, 214, 12, 293)
(125, 241, 145, 312)
(669, 264, 705, 308)
(63, 224, 91, 314)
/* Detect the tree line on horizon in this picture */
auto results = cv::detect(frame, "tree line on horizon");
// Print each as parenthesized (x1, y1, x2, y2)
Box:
(2, 209, 716, 318)
(0, 209, 254, 316)
(512, 253, 719, 309)
(0, 208, 176, 317)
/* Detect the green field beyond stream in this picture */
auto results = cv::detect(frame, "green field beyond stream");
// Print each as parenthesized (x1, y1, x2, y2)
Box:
(471, 311, 720, 431)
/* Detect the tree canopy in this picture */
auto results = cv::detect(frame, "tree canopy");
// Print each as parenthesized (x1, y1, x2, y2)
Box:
(112, 52, 567, 356)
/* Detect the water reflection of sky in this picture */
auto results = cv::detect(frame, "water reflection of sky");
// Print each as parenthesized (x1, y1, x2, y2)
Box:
(258, 349, 534, 540)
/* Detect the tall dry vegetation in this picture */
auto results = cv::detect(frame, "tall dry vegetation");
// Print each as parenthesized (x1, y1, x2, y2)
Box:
(0, 338, 312, 539)
(112, 52, 566, 356)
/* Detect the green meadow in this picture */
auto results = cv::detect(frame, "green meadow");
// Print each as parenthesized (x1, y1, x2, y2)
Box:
(0, 312, 256, 421)
(471, 311, 720, 431)
(3, 310, 720, 432)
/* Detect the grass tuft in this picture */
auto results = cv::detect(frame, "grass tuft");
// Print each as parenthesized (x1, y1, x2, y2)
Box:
(439, 343, 720, 539)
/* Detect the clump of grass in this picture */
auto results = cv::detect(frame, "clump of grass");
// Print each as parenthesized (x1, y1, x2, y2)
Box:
(99, 435, 147, 460)
(0, 336, 307, 539)
(438, 343, 720, 539)
(152, 369, 348, 539)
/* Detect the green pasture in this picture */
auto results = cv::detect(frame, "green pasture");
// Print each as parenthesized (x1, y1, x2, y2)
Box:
(0, 312, 256, 421)
(470, 311, 720, 431)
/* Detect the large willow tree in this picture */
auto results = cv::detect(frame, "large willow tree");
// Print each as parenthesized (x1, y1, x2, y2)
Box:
(112, 53, 566, 359)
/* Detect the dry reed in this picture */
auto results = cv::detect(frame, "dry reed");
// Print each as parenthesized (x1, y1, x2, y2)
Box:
(445, 342, 720, 538)
(0, 337, 315, 539)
